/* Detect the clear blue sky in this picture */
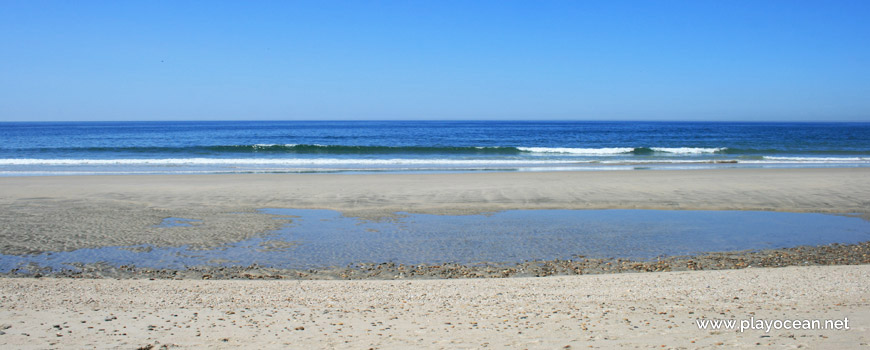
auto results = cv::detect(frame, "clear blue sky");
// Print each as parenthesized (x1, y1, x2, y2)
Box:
(1, 0, 869, 121)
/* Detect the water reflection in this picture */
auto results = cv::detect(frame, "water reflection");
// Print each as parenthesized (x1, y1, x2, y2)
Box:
(2, 209, 868, 272)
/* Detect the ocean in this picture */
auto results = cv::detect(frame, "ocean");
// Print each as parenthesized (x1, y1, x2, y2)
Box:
(1, 120, 868, 176)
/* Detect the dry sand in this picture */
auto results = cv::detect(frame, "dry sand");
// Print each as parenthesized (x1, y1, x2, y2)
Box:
(1, 168, 868, 254)
(1, 265, 867, 349)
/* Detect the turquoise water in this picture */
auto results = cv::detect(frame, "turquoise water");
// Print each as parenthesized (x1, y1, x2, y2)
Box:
(2, 209, 868, 272)
(1, 121, 869, 175)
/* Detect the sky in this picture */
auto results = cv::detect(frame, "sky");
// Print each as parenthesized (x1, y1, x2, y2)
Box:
(1, 0, 869, 122)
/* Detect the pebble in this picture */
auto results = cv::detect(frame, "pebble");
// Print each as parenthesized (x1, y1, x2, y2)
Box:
(3, 241, 868, 280)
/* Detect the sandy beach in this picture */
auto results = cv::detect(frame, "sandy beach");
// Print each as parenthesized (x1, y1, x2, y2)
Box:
(1, 168, 869, 348)
(1, 265, 867, 349)
(1, 168, 868, 254)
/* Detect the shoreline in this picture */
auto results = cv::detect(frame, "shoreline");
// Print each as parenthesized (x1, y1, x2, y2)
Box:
(3, 167, 869, 212)
(1, 168, 868, 255)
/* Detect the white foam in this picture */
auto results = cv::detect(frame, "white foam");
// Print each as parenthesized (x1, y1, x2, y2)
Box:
(598, 159, 737, 164)
(749, 156, 870, 163)
(517, 147, 634, 155)
(650, 147, 726, 154)
(517, 147, 727, 155)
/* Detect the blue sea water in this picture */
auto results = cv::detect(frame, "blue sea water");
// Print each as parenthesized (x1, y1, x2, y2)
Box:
(0, 121, 868, 175)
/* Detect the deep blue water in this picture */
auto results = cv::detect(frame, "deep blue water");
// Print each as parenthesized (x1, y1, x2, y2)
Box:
(1, 121, 868, 175)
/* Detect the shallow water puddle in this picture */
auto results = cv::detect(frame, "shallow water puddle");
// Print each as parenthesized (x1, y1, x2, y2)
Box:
(153, 217, 202, 228)
(2, 209, 868, 272)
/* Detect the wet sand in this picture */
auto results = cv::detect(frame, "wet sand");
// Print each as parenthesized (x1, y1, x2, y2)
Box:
(1, 168, 868, 255)
(1, 265, 867, 349)
(7, 241, 869, 280)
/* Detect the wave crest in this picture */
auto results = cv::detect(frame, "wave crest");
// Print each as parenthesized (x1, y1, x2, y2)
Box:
(648, 147, 727, 154)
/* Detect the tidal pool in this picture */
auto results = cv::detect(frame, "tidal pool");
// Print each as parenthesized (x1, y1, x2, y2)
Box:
(153, 217, 202, 228)
(2, 209, 868, 272)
